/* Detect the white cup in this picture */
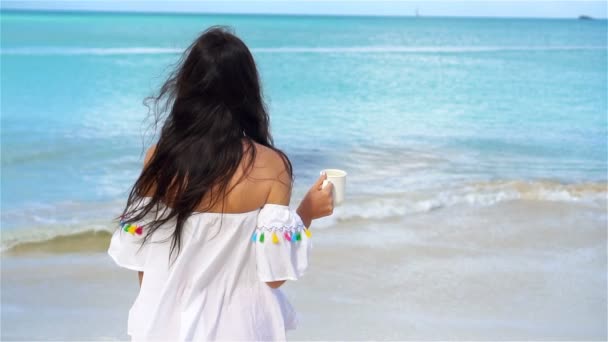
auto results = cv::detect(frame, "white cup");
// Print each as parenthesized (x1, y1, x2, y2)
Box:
(321, 169, 347, 206)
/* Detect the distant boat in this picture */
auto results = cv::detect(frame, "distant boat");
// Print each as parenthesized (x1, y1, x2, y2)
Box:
(578, 15, 593, 20)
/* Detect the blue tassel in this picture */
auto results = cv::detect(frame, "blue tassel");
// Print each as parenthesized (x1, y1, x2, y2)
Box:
(251, 231, 257, 242)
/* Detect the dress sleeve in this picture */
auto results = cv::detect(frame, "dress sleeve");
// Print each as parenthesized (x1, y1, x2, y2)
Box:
(253, 204, 313, 282)
(107, 199, 152, 272)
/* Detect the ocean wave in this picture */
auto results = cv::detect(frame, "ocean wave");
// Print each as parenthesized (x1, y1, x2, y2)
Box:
(0, 47, 183, 56)
(2, 180, 605, 254)
(1, 45, 605, 56)
(322, 180, 607, 225)
(2, 229, 113, 255)
(0, 200, 124, 253)
(255, 46, 607, 53)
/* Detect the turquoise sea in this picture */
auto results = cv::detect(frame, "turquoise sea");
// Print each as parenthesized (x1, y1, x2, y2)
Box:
(1, 11, 606, 340)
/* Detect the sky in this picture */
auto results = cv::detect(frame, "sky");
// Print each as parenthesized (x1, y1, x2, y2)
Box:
(1, 1, 606, 19)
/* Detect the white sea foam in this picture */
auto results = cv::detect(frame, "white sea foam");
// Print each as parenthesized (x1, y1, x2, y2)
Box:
(254, 46, 608, 53)
(0, 47, 183, 56)
(2, 180, 605, 251)
(314, 180, 607, 227)
(1, 45, 605, 56)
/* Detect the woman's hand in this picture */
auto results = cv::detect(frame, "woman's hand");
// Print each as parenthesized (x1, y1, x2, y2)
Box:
(297, 172, 334, 227)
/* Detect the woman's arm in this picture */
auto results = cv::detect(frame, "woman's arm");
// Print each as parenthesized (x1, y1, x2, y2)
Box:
(135, 146, 156, 287)
(297, 172, 334, 227)
(264, 173, 334, 289)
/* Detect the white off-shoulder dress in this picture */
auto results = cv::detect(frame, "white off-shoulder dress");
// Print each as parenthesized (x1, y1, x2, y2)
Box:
(107, 199, 312, 341)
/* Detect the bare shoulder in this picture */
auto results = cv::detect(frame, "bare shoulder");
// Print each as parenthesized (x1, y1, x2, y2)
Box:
(250, 142, 291, 179)
(144, 144, 157, 167)
(249, 141, 293, 204)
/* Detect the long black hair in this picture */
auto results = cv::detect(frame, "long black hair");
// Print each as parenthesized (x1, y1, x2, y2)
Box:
(118, 26, 292, 266)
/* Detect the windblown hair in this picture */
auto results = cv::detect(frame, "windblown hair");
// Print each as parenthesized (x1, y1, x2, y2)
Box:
(118, 26, 292, 267)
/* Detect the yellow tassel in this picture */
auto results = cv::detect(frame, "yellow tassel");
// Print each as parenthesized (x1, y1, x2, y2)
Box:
(272, 232, 279, 244)
(304, 228, 312, 238)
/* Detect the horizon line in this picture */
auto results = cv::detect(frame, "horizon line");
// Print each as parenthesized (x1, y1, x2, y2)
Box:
(1, 8, 606, 20)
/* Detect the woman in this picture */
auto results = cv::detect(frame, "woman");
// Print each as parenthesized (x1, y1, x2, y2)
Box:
(107, 26, 334, 341)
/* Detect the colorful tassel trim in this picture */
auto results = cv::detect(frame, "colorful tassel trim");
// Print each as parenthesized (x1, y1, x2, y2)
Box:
(252, 227, 311, 243)
(121, 221, 143, 236)
(304, 227, 312, 238)
(272, 232, 279, 244)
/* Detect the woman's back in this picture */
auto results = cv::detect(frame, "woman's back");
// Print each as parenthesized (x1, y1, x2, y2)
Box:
(108, 142, 312, 340)
(140, 140, 294, 215)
